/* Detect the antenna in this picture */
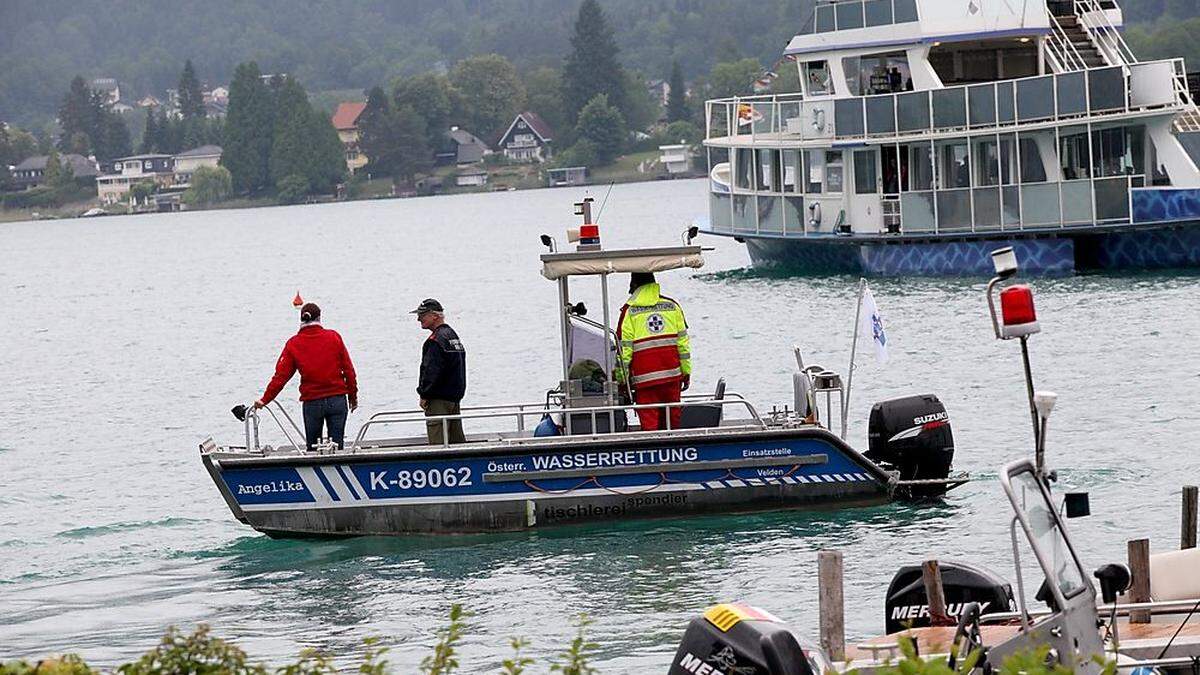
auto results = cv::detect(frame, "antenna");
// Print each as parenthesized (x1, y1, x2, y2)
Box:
(594, 181, 616, 223)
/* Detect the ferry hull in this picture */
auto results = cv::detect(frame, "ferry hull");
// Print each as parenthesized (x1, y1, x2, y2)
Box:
(735, 223, 1200, 276)
(203, 428, 892, 537)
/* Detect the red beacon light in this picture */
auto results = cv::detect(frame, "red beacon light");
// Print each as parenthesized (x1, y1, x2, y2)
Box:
(999, 285, 1040, 338)
(292, 291, 304, 309)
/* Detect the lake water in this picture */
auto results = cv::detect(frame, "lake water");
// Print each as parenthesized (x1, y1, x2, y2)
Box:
(2, 179, 1198, 671)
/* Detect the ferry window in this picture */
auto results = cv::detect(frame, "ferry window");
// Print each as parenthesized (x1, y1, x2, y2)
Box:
(932, 89, 967, 130)
(894, 0, 918, 23)
(905, 142, 934, 191)
(999, 134, 1017, 185)
(938, 141, 970, 189)
(1088, 67, 1125, 112)
(968, 85, 997, 127)
(1056, 72, 1087, 116)
(897, 91, 931, 132)
(757, 149, 782, 192)
(1092, 126, 1144, 178)
(805, 61, 832, 96)
(973, 137, 1000, 187)
(1017, 76, 1055, 122)
(803, 150, 824, 194)
(864, 0, 893, 27)
(835, 98, 865, 136)
(854, 150, 878, 194)
(1059, 128, 1091, 180)
(816, 5, 836, 33)
(735, 148, 753, 190)
(783, 149, 800, 193)
(836, 1, 864, 30)
(845, 52, 911, 96)
(1019, 135, 1048, 183)
(826, 151, 845, 193)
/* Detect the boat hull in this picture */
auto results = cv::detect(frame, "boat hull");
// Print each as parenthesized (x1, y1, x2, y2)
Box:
(730, 223, 1200, 276)
(203, 428, 893, 537)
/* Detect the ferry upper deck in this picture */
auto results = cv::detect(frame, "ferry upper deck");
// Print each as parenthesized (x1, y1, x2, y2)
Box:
(703, 0, 1200, 249)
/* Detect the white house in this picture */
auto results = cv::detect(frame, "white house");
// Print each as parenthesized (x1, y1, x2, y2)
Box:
(96, 154, 175, 204)
(658, 144, 694, 175)
(456, 168, 489, 187)
(173, 145, 223, 185)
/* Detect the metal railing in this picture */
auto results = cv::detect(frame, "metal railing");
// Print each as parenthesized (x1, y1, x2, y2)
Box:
(349, 393, 766, 450)
(1074, 0, 1136, 67)
(1045, 13, 1089, 72)
(706, 58, 1190, 146)
(804, 0, 920, 35)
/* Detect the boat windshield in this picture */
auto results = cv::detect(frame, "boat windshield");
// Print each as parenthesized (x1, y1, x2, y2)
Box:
(1011, 469, 1088, 600)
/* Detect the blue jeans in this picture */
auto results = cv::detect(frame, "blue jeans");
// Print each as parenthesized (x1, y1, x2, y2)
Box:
(302, 395, 348, 450)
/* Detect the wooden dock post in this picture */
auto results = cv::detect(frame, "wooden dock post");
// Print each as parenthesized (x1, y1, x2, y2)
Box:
(1183, 486, 1198, 550)
(922, 559, 951, 626)
(1127, 538, 1151, 624)
(818, 550, 845, 661)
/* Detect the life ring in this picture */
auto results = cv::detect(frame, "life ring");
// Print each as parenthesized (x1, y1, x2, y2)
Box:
(809, 201, 822, 226)
(812, 108, 826, 133)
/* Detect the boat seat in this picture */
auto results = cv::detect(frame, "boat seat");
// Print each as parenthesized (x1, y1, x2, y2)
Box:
(679, 378, 726, 429)
(1149, 548, 1200, 601)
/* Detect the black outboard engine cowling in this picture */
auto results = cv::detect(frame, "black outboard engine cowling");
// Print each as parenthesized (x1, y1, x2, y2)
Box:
(867, 394, 955, 498)
(670, 604, 830, 675)
(884, 561, 1015, 634)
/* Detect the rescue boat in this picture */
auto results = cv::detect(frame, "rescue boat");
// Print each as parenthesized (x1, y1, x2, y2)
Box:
(199, 200, 968, 538)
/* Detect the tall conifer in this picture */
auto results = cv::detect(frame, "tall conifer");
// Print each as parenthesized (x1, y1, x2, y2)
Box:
(562, 0, 627, 125)
(177, 60, 206, 119)
(667, 61, 688, 123)
(222, 62, 274, 192)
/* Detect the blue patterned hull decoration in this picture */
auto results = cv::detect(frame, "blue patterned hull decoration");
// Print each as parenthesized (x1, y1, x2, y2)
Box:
(746, 237, 1075, 276)
(1132, 188, 1200, 224)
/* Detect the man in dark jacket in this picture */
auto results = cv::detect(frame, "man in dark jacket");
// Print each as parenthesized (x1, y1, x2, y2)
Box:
(412, 298, 467, 445)
(256, 302, 358, 450)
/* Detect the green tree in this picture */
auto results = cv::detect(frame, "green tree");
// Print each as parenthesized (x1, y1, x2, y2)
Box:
(275, 173, 310, 204)
(57, 76, 97, 154)
(393, 73, 463, 150)
(663, 120, 700, 145)
(707, 58, 763, 100)
(128, 179, 157, 206)
(450, 54, 525, 142)
(42, 149, 65, 187)
(621, 69, 660, 133)
(524, 67, 567, 142)
(574, 93, 625, 165)
(177, 59, 206, 119)
(307, 105, 346, 193)
(139, 110, 160, 153)
(98, 113, 132, 160)
(182, 165, 232, 206)
(5, 126, 39, 164)
(667, 60, 689, 123)
(222, 62, 274, 193)
(269, 77, 344, 195)
(562, 0, 627, 126)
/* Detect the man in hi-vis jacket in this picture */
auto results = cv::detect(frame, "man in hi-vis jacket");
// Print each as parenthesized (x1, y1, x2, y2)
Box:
(615, 272, 691, 431)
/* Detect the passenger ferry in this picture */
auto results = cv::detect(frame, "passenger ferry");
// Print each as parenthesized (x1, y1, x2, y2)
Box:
(702, 0, 1200, 275)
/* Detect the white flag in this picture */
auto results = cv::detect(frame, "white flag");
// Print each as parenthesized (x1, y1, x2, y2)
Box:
(859, 284, 889, 365)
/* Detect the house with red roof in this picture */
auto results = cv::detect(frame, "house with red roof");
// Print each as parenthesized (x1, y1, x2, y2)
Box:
(496, 111, 554, 163)
(332, 101, 369, 174)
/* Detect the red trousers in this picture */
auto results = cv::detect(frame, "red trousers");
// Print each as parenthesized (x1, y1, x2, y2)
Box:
(634, 382, 682, 431)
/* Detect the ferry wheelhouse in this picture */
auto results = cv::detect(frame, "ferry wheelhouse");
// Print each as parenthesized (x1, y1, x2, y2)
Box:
(703, 0, 1200, 275)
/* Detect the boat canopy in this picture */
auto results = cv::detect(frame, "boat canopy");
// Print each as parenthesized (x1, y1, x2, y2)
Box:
(540, 246, 704, 280)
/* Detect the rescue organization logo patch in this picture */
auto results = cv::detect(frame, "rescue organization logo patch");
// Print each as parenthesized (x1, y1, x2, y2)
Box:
(646, 313, 665, 333)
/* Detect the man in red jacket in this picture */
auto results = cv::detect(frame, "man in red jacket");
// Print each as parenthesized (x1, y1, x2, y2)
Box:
(255, 302, 358, 450)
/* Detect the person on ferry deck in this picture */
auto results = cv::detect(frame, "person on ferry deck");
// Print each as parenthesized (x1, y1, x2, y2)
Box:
(615, 272, 691, 431)
(412, 298, 467, 445)
(256, 302, 358, 451)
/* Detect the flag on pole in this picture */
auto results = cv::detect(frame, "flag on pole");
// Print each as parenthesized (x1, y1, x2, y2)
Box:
(858, 284, 889, 365)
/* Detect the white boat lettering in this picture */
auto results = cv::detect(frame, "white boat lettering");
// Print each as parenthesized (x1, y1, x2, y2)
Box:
(530, 447, 698, 471)
(368, 467, 473, 491)
(487, 461, 527, 472)
(236, 480, 305, 496)
(756, 468, 784, 477)
(890, 600, 992, 620)
(742, 447, 793, 458)
(913, 412, 949, 425)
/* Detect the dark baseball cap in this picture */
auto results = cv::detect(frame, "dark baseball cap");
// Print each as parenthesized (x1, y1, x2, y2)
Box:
(410, 298, 444, 314)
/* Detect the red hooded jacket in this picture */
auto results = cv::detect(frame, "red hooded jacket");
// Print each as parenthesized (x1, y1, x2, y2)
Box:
(260, 324, 357, 404)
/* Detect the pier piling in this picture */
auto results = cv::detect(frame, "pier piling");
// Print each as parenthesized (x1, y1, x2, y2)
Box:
(1183, 486, 1198, 550)
(1127, 538, 1152, 623)
(818, 550, 845, 661)
(921, 559, 951, 626)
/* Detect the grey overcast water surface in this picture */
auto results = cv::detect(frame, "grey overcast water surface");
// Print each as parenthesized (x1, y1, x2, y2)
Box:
(2, 179, 1198, 671)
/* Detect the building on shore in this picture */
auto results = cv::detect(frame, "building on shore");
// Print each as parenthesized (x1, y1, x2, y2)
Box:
(332, 101, 369, 174)
(437, 127, 491, 166)
(96, 154, 175, 205)
(456, 167, 489, 187)
(172, 145, 223, 185)
(9, 154, 99, 190)
(496, 111, 554, 162)
(658, 144, 695, 176)
(546, 166, 588, 187)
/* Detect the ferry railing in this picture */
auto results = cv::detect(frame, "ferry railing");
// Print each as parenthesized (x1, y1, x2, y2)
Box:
(705, 58, 1189, 147)
(1074, 0, 1137, 67)
(1046, 13, 1089, 72)
(349, 394, 766, 450)
(804, 0, 920, 35)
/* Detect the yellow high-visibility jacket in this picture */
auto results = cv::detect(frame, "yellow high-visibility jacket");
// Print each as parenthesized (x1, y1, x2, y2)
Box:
(614, 283, 691, 389)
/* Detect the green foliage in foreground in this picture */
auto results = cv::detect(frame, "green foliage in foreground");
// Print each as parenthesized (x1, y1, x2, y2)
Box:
(1, 610, 1115, 675)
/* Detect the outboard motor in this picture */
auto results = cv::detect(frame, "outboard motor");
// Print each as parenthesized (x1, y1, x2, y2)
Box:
(867, 394, 955, 498)
(670, 603, 832, 675)
(884, 561, 1015, 634)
